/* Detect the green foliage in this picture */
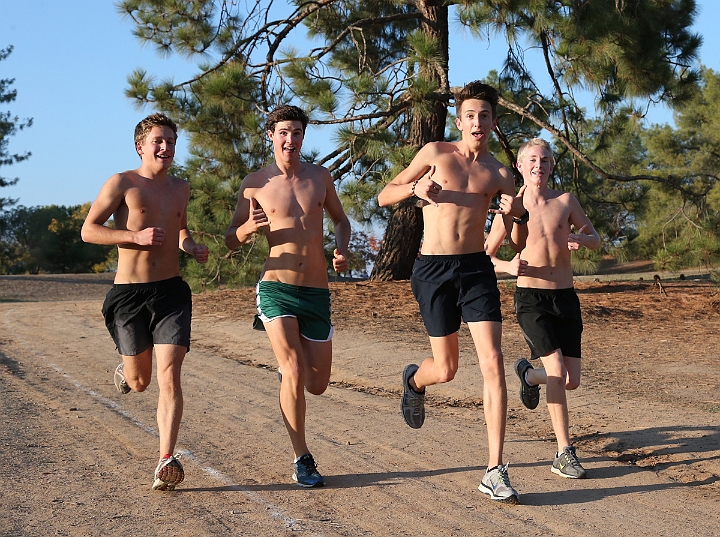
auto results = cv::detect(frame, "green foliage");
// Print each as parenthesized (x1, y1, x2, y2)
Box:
(571, 247, 602, 276)
(116, 0, 705, 279)
(0, 45, 32, 213)
(627, 68, 720, 272)
(0, 204, 113, 274)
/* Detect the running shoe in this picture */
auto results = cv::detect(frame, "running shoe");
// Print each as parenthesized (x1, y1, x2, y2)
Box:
(114, 363, 131, 394)
(292, 453, 324, 488)
(401, 364, 425, 429)
(478, 463, 520, 504)
(152, 454, 185, 491)
(514, 358, 540, 409)
(551, 446, 587, 479)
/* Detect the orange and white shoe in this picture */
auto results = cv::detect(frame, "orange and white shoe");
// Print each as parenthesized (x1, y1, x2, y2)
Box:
(152, 455, 184, 491)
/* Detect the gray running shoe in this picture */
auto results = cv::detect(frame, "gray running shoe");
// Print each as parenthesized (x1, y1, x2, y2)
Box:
(292, 453, 325, 488)
(152, 454, 185, 491)
(401, 364, 425, 429)
(114, 363, 131, 394)
(478, 463, 520, 504)
(514, 358, 540, 409)
(552, 446, 587, 479)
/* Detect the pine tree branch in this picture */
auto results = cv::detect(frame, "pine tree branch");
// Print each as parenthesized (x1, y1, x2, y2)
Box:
(498, 95, 705, 199)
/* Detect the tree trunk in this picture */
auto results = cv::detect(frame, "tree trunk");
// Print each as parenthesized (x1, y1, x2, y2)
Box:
(369, 199, 424, 280)
(370, 0, 448, 281)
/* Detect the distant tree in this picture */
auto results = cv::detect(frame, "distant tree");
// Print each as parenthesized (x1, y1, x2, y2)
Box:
(0, 45, 32, 213)
(0, 204, 113, 274)
(628, 68, 720, 272)
(118, 0, 702, 280)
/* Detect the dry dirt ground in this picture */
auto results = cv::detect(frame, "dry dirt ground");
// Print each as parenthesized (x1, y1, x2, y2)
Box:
(1, 271, 719, 536)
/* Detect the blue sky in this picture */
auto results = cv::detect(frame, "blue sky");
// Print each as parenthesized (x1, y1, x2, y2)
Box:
(2, 1, 719, 209)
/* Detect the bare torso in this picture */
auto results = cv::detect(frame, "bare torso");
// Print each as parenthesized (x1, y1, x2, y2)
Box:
(113, 172, 190, 283)
(242, 163, 330, 288)
(420, 142, 512, 255)
(517, 189, 576, 289)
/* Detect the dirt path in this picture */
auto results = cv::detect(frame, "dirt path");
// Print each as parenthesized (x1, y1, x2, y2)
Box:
(1, 274, 719, 536)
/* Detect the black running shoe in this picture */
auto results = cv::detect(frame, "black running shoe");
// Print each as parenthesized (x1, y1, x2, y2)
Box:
(514, 358, 540, 409)
(401, 364, 425, 429)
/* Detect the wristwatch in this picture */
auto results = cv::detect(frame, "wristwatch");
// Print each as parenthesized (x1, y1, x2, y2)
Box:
(512, 210, 530, 225)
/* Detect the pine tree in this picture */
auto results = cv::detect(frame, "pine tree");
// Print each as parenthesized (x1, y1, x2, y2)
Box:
(117, 0, 702, 281)
(632, 68, 720, 273)
(0, 46, 32, 214)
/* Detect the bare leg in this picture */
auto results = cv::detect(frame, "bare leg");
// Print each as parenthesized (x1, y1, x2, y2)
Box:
(525, 353, 581, 453)
(120, 348, 154, 392)
(468, 321, 506, 469)
(154, 344, 186, 457)
(263, 317, 332, 458)
(538, 351, 571, 453)
(410, 333, 460, 390)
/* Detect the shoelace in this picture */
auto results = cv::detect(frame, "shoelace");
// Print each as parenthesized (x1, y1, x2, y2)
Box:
(489, 465, 511, 488)
(299, 457, 318, 475)
(561, 449, 581, 467)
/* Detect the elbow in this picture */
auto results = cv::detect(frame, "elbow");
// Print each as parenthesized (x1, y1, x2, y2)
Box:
(80, 226, 91, 244)
(224, 229, 238, 250)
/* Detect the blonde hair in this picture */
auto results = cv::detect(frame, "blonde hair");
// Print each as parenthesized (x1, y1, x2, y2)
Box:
(517, 138, 555, 166)
(134, 113, 178, 148)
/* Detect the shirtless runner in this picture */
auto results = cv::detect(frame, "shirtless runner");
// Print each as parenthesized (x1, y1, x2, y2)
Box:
(486, 137, 601, 480)
(378, 81, 526, 504)
(81, 112, 209, 491)
(225, 104, 350, 487)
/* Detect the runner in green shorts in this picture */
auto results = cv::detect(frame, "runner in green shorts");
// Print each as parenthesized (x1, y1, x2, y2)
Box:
(225, 105, 350, 488)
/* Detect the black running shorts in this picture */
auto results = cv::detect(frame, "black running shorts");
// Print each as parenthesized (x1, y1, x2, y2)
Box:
(411, 252, 502, 337)
(102, 276, 192, 356)
(514, 287, 582, 360)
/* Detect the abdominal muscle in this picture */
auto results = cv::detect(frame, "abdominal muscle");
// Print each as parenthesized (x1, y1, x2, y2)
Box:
(115, 246, 181, 284)
(517, 245, 575, 289)
(261, 233, 329, 289)
(420, 204, 488, 255)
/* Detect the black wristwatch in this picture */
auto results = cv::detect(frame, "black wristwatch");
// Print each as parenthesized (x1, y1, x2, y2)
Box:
(512, 210, 530, 225)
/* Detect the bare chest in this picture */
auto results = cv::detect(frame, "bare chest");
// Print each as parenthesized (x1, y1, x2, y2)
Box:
(120, 184, 186, 228)
(528, 200, 572, 240)
(256, 180, 326, 220)
(432, 160, 504, 209)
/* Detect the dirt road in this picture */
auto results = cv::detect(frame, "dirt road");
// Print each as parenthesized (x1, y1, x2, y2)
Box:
(1, 274, 719, 536)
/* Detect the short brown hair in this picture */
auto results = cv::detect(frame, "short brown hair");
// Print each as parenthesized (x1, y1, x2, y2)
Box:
(134, 113, 178, 148)
(454, 81, 499, 119)
(265, 105, 309, 133)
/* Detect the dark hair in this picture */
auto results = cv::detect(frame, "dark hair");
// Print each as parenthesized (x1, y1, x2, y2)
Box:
(265, 104, 309, 133)
(454, 81, 499, 119)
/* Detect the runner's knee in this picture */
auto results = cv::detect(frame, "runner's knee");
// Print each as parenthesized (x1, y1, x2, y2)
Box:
(566, 377, 580, 390)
